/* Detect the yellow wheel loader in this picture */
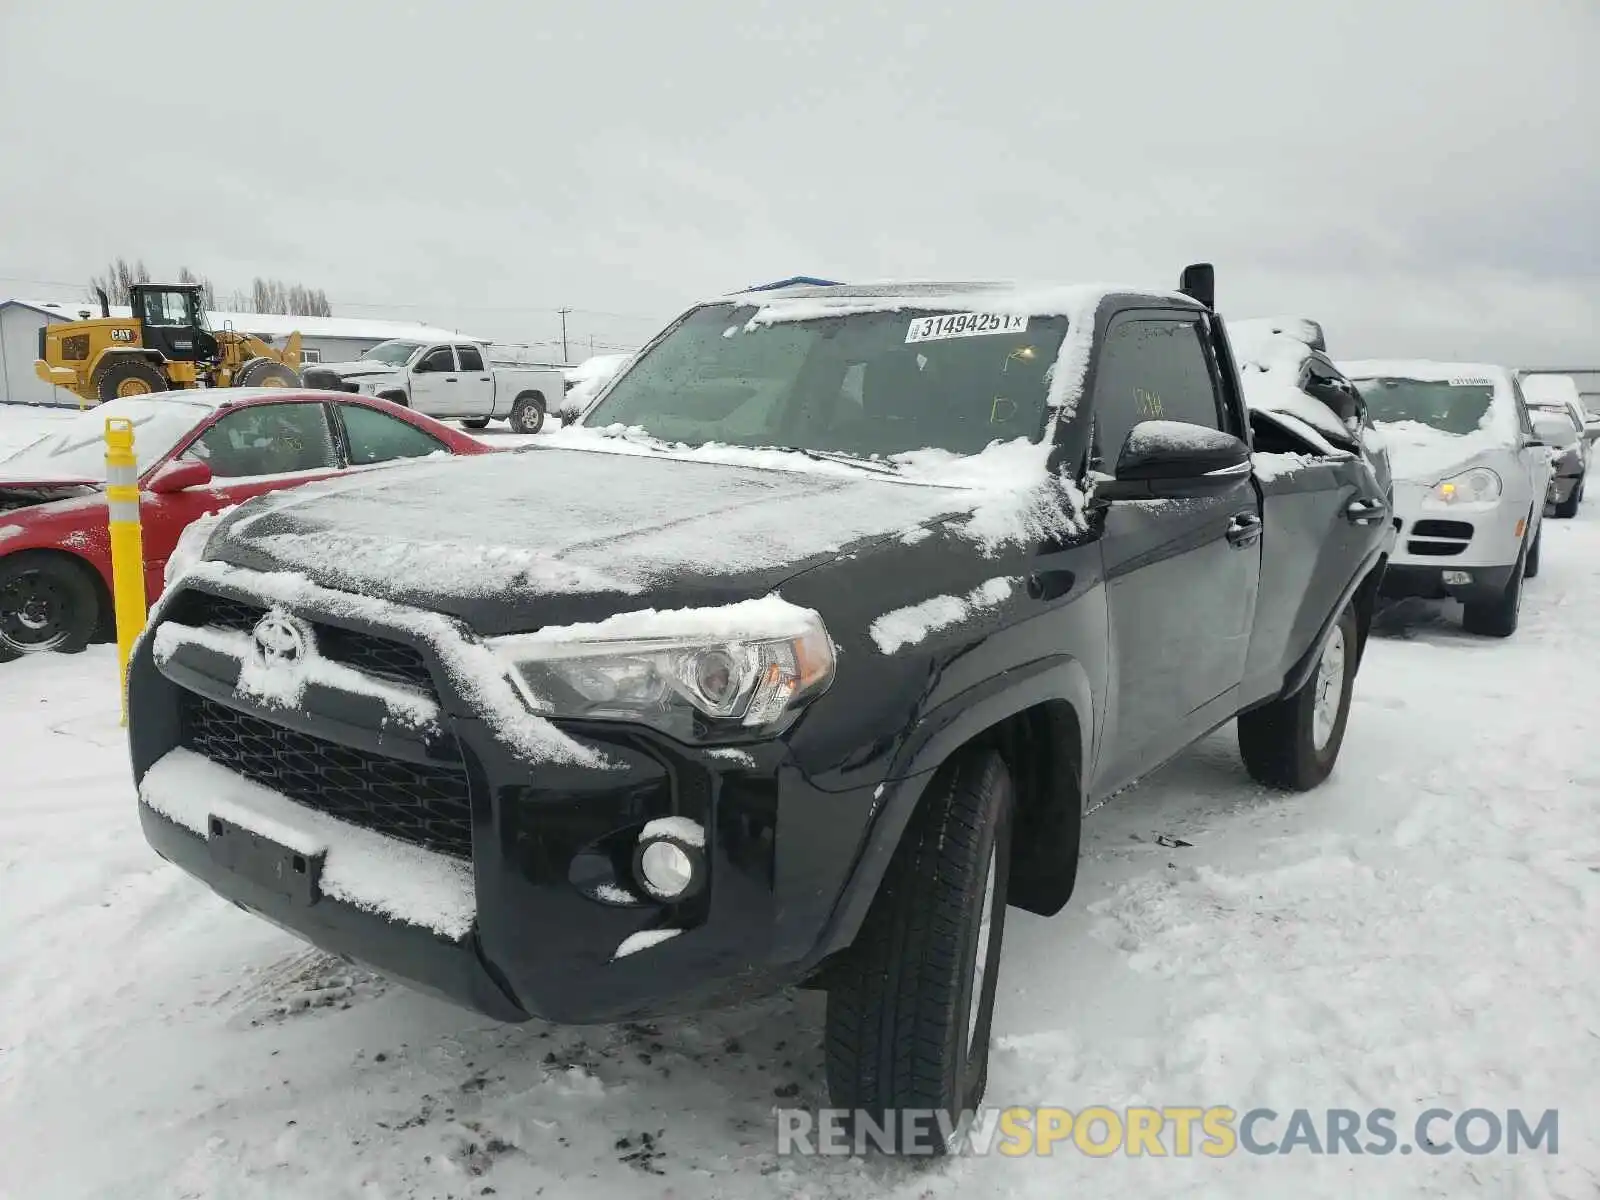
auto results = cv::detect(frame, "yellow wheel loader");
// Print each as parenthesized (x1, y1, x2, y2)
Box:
(33, 283, 305, 405)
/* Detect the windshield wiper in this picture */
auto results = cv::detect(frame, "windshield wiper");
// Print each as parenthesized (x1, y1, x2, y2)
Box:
(767, 446, 902, 475)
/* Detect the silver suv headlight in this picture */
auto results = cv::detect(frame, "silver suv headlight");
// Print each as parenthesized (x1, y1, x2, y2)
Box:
(489, 606, 835, 741)
(1428, 467, 1501, 505)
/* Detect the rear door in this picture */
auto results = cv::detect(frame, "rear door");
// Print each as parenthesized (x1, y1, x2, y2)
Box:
(453, 344, 495, 417)
(139, 401, 343, 597)
(1088, 310, 1261, 796)
(408, 345, 460, 415)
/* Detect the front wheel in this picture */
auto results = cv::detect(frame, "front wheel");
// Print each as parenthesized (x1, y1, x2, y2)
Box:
(1461, 540, 1527, 638)
(235, 357, 301, 388)
(824, 749, 1013, 1153)
(509, 392, 546, 434)
(460, 418, 491, 430)
(0, 553, 101, 662)
(1238, 602, 1359, 790)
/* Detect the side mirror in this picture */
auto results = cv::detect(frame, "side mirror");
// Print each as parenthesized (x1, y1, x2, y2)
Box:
(1097, 421, 1251, 500)
(1522, 435, 1546, 450)
(1178, 263, 1215, 310)
(147, 457, 214, 494)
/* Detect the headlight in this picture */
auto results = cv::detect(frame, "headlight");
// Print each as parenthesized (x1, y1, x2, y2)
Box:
(1429, 467, 1501, 505)
(489, 608, 835, 741)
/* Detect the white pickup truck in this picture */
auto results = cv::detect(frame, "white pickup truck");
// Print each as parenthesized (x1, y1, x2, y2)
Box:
(303, 340, 565, 434)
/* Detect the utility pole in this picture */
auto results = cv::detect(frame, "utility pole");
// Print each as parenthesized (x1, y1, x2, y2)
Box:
(557, 307, 572, 363)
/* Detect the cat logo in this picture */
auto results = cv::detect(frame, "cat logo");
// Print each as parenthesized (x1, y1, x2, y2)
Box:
(110, 328, 136, 343)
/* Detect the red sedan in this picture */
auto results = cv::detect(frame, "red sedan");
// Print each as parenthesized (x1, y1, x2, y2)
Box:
(0, 389, 493, 660)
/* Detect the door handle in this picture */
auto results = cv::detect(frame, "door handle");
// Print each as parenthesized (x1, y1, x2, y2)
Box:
(1026, 569, 1076, 601)
(1225, 512, 1262, 547)
(479, 376, 490, 382)
(1345, 497, 1387, 525)
(444, 376, 458, 382)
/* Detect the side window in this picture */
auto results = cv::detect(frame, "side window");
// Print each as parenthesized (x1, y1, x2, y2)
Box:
(416, 346, 456, 373)
(1090, 318, 1223, 469)
(456, 344, 485, 372)
(186, 403, 338, 478)
(339, 403, 448, 466)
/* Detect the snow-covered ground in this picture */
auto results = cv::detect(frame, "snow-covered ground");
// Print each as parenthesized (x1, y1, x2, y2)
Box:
(1, 407, 1597, 1197)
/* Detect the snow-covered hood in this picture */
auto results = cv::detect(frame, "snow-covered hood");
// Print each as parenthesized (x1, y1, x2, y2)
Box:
(313, 360, 404, 380)
(198, 444, 1022, 635)
(1376, 422, 1509, 485)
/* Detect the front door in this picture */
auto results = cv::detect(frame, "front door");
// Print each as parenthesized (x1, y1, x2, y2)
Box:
(135, 288, 205, 363)
(1086, 312, 1261, 796)
(408, 345, 460, 416)
(140, 401, 344, 598)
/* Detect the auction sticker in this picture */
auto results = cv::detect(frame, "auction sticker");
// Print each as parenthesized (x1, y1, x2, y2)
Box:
(906, 312, 1029, 343)
(1448, 377, 1494, 387)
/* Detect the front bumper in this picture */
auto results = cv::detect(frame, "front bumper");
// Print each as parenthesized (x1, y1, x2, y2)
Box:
(130, 580, 886, 1025)
(1388, 482, 1528, 572)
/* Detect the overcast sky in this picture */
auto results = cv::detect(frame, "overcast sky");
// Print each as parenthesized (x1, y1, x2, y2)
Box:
(1, 0, 1595, 366)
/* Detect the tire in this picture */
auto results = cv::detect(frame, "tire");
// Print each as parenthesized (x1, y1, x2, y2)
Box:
(1525, 524, 1542, 579)
(1461, 538, 1527, 639)
(1238, 602, 1359, 791)
(824, 749, 1014, 1154)
(94, 357, 168, 403)
(1552, 476, 1582, 519)
(460, 418, 491, 430)
(377, 390, 409, 408)
(0, 553, 102, 662)
(509, 392, 546, 435)
(235, 357, 301, 389)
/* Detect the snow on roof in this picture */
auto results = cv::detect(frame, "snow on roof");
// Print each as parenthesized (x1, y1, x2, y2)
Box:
(1230, 316, 1355, 446)
(1338, 359, 1512, 386)
(1519, 373, 1583, 411)
(5, 298, 487, 345)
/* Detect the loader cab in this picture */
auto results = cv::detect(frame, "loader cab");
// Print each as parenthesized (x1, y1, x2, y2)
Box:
(131, 284, 218, 363)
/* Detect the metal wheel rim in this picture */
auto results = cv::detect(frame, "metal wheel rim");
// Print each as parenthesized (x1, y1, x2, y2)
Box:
(966, 840, 998, 1056)
(116, 377, 152, 397)
(1, 572, 72, 652)
(1311, 625, 1347, 751)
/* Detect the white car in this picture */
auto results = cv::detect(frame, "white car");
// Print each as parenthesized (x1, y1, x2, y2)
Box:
(1341, 360, 1554, 638)
(1519, 373, 1589, 517)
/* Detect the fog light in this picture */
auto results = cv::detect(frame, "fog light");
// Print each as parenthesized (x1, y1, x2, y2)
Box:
(1443, 570, 1473, 585)
(632, 822, 706, 901)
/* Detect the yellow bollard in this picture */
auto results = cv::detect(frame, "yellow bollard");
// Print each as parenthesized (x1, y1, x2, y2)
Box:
(105, 417, 147, 725)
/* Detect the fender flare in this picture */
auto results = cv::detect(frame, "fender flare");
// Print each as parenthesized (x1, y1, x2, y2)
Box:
(91, 347, 168, 376)
(803, 653, 1095, 966)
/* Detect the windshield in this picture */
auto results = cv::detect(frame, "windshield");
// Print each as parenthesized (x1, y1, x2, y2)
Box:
(361, 340, 422, 366)
(582, 303, 1071, 458)
(0, 398, 210, 482)
(1351, 377, 1496, 435)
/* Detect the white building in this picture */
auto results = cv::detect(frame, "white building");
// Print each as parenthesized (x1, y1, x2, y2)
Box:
(0, 297, 489, 407)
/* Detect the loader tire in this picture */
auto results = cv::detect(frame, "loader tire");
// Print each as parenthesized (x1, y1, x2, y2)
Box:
(235, 358, 302, 389)
(95, 357, 168, 403)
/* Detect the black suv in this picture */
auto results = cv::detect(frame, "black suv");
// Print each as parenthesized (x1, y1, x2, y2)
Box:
(130, 266, 1393, 1145)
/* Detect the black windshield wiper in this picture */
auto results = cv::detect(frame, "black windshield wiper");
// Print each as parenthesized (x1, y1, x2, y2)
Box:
(766, 446, 902, 475)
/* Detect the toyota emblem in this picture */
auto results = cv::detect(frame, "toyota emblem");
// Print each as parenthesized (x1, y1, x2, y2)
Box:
(252, 610, 311, 667)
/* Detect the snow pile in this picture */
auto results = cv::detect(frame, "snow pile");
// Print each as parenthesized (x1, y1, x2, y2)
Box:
(139, 748, 476, 939)
(493, 595, 821, 652)
(172, 560, 606, 767)
(0, 524, 21, 542)
(163, 504, 237, 589)
(1124, 419, 1230, 455)
(870, 576, 1017, 654)
(1252, 451, 1317, 482)
(640, 816, 705, 848)
(560, 353, 631, 416)
(1520, 373, 1583, 412)
(612, 928, 682, 960)
(150, 617, 441, 729)
(1229, 318, 1356, 446)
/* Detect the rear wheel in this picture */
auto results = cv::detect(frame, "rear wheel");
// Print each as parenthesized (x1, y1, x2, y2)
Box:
(1552, 476, 1583, 519)
(0, 554, 101, 661)
(235, 357, 301, 388)
(1238, 603, 1358, 790)
(509, 392, 546, 434)
(824, 749, 1013, 1153)
(94, 357, 168, 403)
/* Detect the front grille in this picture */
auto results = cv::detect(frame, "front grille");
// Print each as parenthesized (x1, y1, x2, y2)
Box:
(1406, 540, 1466, 557)
(1412, 519, 1473, 540)
(181, 694, 473, 859)
(171, 591, 435, 692)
